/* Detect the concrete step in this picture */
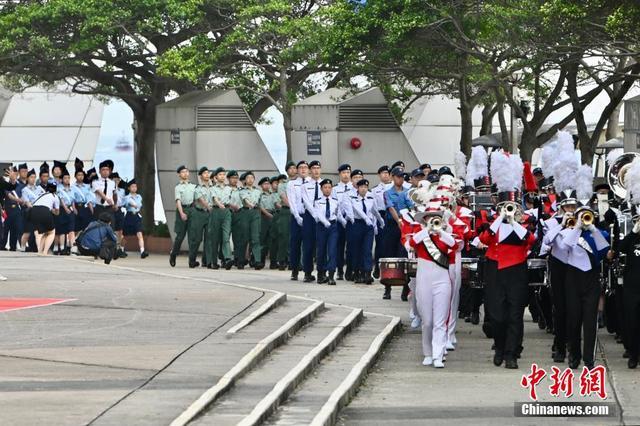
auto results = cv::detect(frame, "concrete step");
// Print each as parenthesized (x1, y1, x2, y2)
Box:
(265, 314, 400, 426)
(191, 306, 362, 426)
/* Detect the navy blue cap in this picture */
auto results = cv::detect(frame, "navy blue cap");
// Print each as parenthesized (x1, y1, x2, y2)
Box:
(297, 160, 309, 168)
(350, 169, 364, 178)
(309, 160, 321, 168)
(176, 165, 188, 173)
(427, 170, 440, 183)
(27, 168, 36, 177)
(18, 163, 28, 170)
(320, 178, 333, 186)
(391, 167, 404, 177)
(109, 172, 120, 179)
(99, 160, 114, 170)
(338, 163, 351, 173)
(356, 179, 369, 187)
(532, 167, 543, 176)
(377, 165, 390, 174)
(420, 163, 432, 170)
(391, 161, 405, 169)
(438, 166, 454, 177)
(411, 168, 425, 178)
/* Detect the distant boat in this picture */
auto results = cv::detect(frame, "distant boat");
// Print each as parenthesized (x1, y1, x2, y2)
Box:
(115, 134, 132, 152)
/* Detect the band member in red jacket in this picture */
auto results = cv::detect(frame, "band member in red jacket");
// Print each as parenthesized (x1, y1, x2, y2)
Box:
(400, 207, 424, 329)
(410, 203, 456, 368)
(480, 192, 536, 369)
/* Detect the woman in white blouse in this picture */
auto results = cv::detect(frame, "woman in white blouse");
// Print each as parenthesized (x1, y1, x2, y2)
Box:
(30, 182, 60, 255)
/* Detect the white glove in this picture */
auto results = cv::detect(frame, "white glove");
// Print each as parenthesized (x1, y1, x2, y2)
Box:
(587, 224, 596, 232)
(323, 221, 330, 229)
(296, 216, 304, 227)
(633, 221, 640, 234)
(366, 219, 373, 227)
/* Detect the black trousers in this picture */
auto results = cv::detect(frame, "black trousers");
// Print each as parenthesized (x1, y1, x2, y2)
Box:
(565, 266, 600, 365)
(484, 260, 528, 359)
(549, 257, 568, 354)
(624, 288, 640, 361)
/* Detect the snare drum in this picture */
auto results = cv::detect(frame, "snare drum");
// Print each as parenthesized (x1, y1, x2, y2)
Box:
(406, 258, 418, 278)
(527, 258, 548, 287)
(378, 258, 408, 286)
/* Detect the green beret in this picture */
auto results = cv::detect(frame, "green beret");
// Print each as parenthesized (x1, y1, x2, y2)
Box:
(227, 170, 238, 178)
(198, 166, 209, 176)
(258, 177, 270, 186)
(213, 166, 226, 175)
(270, 176, 279, 183)
(285, 161, 296, 170)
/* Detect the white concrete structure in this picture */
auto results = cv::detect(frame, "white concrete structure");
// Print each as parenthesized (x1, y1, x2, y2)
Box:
(291, 87, 419, 180)
(155, 90, 278, 236)
(0, 86, 104, 168)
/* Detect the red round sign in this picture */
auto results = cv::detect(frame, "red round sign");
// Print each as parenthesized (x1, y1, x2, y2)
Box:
(350, 137, 362, 149)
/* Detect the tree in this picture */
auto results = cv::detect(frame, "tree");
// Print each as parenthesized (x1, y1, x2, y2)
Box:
(159, 0, 350, 161)
(0, 0, 232, 231)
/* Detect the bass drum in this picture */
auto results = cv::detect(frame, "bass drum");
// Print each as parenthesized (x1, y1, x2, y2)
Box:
(378, 258, 408, 286)
(406, 258, 418, 278)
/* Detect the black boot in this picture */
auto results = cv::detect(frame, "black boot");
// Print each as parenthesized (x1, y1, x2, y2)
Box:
(208, 263, 220, 269)
(401, 283, 409, 301)
(303, 273, 315, 283)
(327, 271, 336, 285)
(291, 269, 299, 281)
(471, 312, 480, 325)
(224, 259, 234, 270)
(255, 262, 265, 270)
(169, 252, 177, 267)
(354, 270, 364, 284)
(337, 268, 344, 280)
(269, 262, 279, 270)
(278, 263, 287, 271)
(493, 351, 504, 367)
(628, 358, 638, 369)
(363, 271, 373, 285)
(383, 285, 391, 300)
(505, 358, 518, 369)
(317, 271, 328, 284)
(552, 348, 566, 363)
(373, 265, 380, 279)
(345, 268, 354, 281)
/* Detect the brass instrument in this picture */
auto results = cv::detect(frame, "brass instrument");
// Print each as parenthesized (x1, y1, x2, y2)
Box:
(578, 210, 594, 227)
(565, 213, 576, 228)
(501, 201, 523, 222)
(608, 152, 640, 200)
(427, 216, 442, 231)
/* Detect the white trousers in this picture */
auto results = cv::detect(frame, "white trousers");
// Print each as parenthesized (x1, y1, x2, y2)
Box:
(408, 277, 419, 319)
(447, 252, 462, 345)
(415, 258, 452, 361)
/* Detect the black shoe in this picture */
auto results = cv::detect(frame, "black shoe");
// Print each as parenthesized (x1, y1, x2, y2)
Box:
(291, 270, 299, 281)
(568, 357, 580, 369)
(505, 358, 518, 369)
(401, 283, 409, 300)
(493, 352, 504, 367)
(236, 263, 245, 270)
(364, 272, 374, 285)
(170, 252, 176, 267)
(223, 259, 234, 270)
(552, 351, 565, 363)
(140, 251, 149, 259)
(482, 322, 493, 339)
(537, 316, 546, 330)
(278, 264, 287, 271)
(628, 358, 638, 369)
(623, 350, 630, 359)
(119, 249, 128, 258)
(383, 287, 391, 300)
(327, 272, 336, 285)
(201, 261, 208, 268)
(345, 269, 354, 281)
(269, 262, 279, 270)
(208, 263, 220, 270)
(249, 260, 256, 268)
(189, 261, 200, 268)
(255, 262, 264, 270)
(471, 312, 480, 325)
(464, 316, 472, 323)
(336, 272, 344, 280)
(354, 271, 364, 284)
(616, 335, 624, 344)
(303, 274, 315, 283)
(317, 272, 328, 284)
(584, 362, 595, 370)
(373, 266, 380, 279)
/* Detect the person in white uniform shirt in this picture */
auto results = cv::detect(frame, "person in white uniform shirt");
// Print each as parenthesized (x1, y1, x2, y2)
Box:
(331, 163, 352, 280)
(31, 182, 60, 255)
(349, 179, 384, 284)
(300, 160, 323, 282)
(92, 160, 117, 224)
(286, 161, 309, 281)
(313, 178, 342, 285)
(372, 165, 392, 279)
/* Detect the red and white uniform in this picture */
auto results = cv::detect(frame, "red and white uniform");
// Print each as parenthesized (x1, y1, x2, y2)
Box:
(479, 218, 536, 269)
(446, 208, 473, 347)
(400, 209, 422, 321)
(409, 226, 456, 362)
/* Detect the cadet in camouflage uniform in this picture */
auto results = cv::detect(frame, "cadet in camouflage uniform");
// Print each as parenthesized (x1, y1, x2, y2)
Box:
(228, 170, 245, 268)
(239, 171, 264, 270)
(268, 176, 283, 269)
(209, 167, 234, 270)
(170, 165, 197, 268)
(189, 166, 212, 268)
(258, 177, 275, 266)
(276, 163, 297, 270)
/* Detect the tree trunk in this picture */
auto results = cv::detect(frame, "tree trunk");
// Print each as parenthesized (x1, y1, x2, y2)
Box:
(494, 90, 510, 150)
(519, 130, 539, 162)
(459, 100, 473, 156)
(566, 63, 592, 164)
(606, 104, 622, 140)
(133, 100, 159, 234)
(480, 103, 496, 136)
(283, 108, 293, 162)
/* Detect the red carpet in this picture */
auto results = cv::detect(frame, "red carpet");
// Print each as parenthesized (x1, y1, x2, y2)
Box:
(0, 298, 76, 313)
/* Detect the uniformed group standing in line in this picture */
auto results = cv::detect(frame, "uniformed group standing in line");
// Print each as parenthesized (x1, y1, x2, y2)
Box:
(169, 160, 429, 291)
(0, 158, 148, 259)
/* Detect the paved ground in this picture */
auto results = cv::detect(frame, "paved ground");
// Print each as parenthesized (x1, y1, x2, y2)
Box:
(0, 251, 637, 425)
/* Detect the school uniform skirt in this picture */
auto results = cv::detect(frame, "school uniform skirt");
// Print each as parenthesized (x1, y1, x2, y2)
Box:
(123, 212, 142, 236)
(22, 208, 34, 233)
(114, 209, 125, 231)
(55, 209, 75, 235)
(30, 206, 55, 234)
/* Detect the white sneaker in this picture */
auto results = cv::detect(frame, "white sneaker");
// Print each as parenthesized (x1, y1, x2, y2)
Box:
(433, 359, 445, 368)
(0, 275, 6, 281)
(411, 316, 422, 329)
(422, 356, 433, 366)
(409, 309, 416, 320)
(446, 342, 455, 351)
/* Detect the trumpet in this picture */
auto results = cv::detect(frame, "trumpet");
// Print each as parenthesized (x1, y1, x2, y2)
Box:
(426, 216, 443, 231)
(578, 210, 594, 227)
(565, 213, 576, 228)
